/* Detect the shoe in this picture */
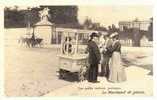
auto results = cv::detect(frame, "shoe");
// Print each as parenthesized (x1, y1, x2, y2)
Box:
(88, 80, 93, 82)
(99, 73, 105, 76)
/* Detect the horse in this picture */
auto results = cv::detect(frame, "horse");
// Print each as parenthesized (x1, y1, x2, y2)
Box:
(31, 38, 43, 47)
(18, 37, 43, 48)
(18, 37, 29, 47)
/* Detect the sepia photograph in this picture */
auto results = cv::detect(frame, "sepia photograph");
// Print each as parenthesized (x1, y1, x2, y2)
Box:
(4, 5, 153, 96)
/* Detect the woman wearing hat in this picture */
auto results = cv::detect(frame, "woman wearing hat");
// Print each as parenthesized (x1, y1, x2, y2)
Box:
(107, 32, 127, 83)
(86, 32, 101, 83)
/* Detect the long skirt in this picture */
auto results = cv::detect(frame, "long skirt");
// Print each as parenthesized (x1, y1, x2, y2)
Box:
(108, 52, 126, 83)
(88, 63, 98, 82)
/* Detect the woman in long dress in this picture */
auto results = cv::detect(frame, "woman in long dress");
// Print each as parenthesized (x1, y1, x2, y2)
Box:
(108, 33, 126, 83)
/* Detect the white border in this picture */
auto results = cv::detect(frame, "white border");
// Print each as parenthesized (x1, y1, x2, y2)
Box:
(0, 0, 155, 5)
(0, 0, 156, 100)
(0, 3, 4, 100)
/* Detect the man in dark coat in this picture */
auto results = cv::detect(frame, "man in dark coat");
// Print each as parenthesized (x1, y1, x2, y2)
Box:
(87, 32, 101, 83)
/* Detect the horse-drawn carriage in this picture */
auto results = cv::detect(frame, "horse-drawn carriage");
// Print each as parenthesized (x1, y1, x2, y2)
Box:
(18, 33, 43, 48)
(58, 32, 88, 81)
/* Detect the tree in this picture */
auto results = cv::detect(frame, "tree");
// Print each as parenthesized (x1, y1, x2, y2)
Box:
(13, 6, 19, 11)
(107, 24, 118, 33)
(91, 22, 100, 30)
(83, 17, 93, 29)
(111, 24, 117, 31)
(148, 17, 153, 41)
(4, 7, 10, 11)
(4, 6, 26, 28)
(4, 6, 79, 28)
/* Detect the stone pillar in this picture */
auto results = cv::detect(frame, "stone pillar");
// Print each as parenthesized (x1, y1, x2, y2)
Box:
(51, 25, 56, 44)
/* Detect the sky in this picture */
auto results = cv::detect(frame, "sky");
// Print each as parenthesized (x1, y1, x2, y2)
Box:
(78, 5, 153, 27)
(13, 5, 153, 27)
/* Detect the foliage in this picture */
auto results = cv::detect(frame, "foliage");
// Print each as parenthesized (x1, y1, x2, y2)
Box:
(4, 6, 79, 28)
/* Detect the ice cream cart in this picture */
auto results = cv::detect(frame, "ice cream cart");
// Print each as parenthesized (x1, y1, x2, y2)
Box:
(57, 30, 88, 81)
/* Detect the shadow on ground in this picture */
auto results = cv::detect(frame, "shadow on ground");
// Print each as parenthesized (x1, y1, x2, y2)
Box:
(56, 72, 80, 82)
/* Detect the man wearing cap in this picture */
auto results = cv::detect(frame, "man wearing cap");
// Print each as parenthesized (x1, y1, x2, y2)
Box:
(87, 32, 101, 83)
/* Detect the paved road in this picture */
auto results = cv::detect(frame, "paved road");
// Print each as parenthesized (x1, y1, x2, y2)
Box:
(5, 45, 75, 96)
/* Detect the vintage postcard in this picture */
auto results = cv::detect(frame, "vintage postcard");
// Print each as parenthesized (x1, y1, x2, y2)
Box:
(4, 5, 153, 97)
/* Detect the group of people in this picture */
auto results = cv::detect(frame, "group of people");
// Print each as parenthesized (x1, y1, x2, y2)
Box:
(86, 32, 127, 83)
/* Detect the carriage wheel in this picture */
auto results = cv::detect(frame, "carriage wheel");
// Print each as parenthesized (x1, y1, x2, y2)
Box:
(59, 69, 66, 79)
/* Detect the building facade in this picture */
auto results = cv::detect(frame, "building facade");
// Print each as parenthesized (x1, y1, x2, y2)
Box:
(119, 19, 152, 31)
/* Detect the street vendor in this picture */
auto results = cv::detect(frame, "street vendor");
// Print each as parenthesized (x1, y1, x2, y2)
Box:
(87, 32, 101, 83)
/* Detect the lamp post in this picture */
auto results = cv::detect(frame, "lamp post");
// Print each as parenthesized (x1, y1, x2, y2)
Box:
(26, 7, 31, 35)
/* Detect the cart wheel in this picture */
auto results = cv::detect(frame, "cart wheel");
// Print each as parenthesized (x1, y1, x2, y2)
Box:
(59, 69, 65, 79)
(78, 66, 87, 81)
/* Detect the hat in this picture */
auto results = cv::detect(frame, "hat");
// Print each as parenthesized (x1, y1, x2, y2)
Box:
(110, 32, 119, 38)
(90, 32, 99, 38)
